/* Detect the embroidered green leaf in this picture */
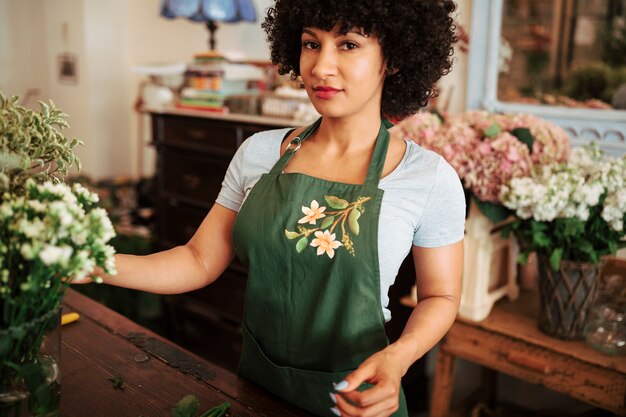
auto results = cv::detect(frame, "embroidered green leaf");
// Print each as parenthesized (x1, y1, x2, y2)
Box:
(348, 209, 361, 236)
(296, 236, 308, 253)
(284, 229, 299, 239)
(320, 216, 335, 230)
(324, 195, 349, 209)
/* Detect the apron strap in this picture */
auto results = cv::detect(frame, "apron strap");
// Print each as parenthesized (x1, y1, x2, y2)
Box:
(363, 119, 393, 188)
(268, 117, 393, 188)
(268, 118, 322, 175)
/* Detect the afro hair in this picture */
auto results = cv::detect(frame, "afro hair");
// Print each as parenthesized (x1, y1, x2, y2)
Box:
(262, 0, 458, 120)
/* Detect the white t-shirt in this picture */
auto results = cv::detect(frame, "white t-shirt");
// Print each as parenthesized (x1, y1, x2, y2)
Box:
(217, 128, 466, 321)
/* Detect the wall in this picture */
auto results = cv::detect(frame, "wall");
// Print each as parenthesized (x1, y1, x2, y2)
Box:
(0, 0, 49, 103)
(0, 0, 274, 180)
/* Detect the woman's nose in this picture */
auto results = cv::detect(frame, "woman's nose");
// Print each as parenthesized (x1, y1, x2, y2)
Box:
(311, 46, 338, 79)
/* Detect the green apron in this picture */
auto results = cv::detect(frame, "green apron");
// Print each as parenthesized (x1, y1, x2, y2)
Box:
(232, 117, 408, 417)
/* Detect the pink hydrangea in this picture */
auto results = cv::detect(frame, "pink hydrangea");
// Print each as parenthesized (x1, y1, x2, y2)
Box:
(396, 110, 571, 205)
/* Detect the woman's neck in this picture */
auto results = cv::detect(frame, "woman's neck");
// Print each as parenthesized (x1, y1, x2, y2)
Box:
(311, 109, 383, 155)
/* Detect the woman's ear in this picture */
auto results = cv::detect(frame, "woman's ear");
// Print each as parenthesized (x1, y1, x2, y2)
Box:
(385, 66, 399, 76)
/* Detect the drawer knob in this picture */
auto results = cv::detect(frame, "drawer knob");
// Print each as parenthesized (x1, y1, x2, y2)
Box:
(506, 351, 551, 374)
(182, 174, 201, 189)
(186, 128, 207, 141)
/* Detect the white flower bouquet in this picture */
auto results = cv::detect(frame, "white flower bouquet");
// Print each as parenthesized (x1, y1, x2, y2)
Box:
(500, 143, 626, 269)
(0, 93, 116, 414)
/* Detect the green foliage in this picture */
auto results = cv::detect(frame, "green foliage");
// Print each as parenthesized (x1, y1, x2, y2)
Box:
(108, 376, 125, 390)
(172, 395, 200, 417)
(502, 210, 626, 271)
(511, 128, 533, 153)
(561, 63, 626, 103)
(0, 93, 82, 194)
(474, 197, 513, 225)
(171, 395, 230, 417)
(562, 63, 613, 102)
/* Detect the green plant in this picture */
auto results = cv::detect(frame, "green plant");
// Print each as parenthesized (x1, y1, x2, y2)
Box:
(561, 63, 614, 103)
(0, 92, 116, 415)
(171, 395, 230, 417)
(0, 93, 82, 194)
(501, 144, 626, 270)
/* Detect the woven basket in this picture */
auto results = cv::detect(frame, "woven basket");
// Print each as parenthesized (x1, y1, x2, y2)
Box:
(537, 256, 600, 339)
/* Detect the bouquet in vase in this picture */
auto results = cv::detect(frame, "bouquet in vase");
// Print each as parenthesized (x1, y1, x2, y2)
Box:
(500, 143, 626, 269)
(0, 93, 117, 415)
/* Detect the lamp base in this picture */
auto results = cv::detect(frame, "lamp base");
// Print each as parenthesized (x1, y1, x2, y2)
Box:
(206, 20, 218, 50)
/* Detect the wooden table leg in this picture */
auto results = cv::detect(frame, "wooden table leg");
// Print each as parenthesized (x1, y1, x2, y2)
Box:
(429, 346, 456, 417)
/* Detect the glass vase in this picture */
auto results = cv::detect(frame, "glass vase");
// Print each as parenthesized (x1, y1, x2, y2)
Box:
(0, 306, 62, 417)
(585, 262, 626, 355)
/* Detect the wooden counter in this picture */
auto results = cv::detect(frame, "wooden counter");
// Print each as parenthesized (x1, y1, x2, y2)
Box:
(60, 289, 313, 417)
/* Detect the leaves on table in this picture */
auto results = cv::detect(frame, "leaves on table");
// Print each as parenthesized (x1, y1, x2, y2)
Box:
(107, 376, 125, 390)
(171, 394, 230, 417)
(172, 394, 200, 417)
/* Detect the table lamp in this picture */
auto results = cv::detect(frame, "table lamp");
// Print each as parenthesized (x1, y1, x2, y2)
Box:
(160, 0, 257, 50)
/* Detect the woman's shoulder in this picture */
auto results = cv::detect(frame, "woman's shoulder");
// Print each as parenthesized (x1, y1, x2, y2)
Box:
(243, 127, 294, 150)
(382, 139, 453, 185)
(238, 127, 295, 164)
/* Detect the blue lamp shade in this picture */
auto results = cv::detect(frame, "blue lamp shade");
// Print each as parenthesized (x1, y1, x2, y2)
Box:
(160, 0, 256, 23)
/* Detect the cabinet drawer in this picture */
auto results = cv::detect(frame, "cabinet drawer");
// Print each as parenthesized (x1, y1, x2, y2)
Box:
(162, 150, 228, 205)
(158, 115, 239, 154)
(158, 202, 207, 247)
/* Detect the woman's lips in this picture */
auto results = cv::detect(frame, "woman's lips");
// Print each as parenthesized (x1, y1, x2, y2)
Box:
(313, 86, 342, 99)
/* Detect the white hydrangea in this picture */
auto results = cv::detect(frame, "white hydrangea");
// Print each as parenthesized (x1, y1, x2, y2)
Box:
(501, 143, 626, 233)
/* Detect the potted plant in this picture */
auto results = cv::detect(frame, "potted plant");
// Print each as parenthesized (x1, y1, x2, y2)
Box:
(0, 93, 117, 416)
(500, 143, 626, 339)
(396, 110, 570, 320)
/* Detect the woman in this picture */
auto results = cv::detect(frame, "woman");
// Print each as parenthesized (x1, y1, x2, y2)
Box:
(81, 1, 464, 416)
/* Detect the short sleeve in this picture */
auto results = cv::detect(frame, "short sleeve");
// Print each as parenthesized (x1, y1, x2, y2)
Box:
(215, 139, 249, 212)
(412, 157, 466, 247)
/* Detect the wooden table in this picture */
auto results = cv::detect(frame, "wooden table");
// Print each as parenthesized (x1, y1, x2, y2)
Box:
(427, 291, 626, 416)
(60, 289, 313, 417)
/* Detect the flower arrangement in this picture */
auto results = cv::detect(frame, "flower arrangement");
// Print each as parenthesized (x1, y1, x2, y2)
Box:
(500, 143, 626, 270)
(396, 110, 570, 222)
(0, 93, 117, 414)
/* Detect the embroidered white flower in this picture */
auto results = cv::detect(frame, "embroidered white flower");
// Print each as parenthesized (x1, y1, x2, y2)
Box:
(298, 199, 326, 225)
(310, 230, 342, 259)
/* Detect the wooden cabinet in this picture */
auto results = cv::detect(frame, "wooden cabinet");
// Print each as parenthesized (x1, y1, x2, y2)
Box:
(150, 110, 290, 370)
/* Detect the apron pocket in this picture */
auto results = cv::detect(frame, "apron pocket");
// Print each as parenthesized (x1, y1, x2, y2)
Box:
(238, 324, 353, 417)
(238, 325, 409, 417)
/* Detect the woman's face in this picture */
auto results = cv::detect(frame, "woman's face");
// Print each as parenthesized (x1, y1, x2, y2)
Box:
(299, 25, 387, 119)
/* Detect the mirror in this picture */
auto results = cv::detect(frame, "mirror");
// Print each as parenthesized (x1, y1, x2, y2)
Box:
(467, 0, 626, 157)
(499, 0, 626, 110)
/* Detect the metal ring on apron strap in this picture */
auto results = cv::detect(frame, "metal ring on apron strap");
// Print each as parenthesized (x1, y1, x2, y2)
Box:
(285, 137, 302, 152)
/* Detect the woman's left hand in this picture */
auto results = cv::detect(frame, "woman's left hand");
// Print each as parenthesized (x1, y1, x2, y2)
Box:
(331, 347, 404, 417)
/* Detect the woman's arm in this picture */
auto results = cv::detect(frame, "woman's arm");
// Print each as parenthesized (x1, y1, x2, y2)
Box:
(333, 240, 463, 417)
(80, 203, 238, 294)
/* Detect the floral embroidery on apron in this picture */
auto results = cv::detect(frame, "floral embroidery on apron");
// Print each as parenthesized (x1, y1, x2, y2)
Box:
(284, 195, 371, 257)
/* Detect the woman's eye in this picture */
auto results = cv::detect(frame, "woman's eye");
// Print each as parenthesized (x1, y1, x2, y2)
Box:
(339, 41, 358, 51)
(302, 40, 319, 50)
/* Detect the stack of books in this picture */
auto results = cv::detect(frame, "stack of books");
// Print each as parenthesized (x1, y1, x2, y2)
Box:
(177, 51, 264, 113)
